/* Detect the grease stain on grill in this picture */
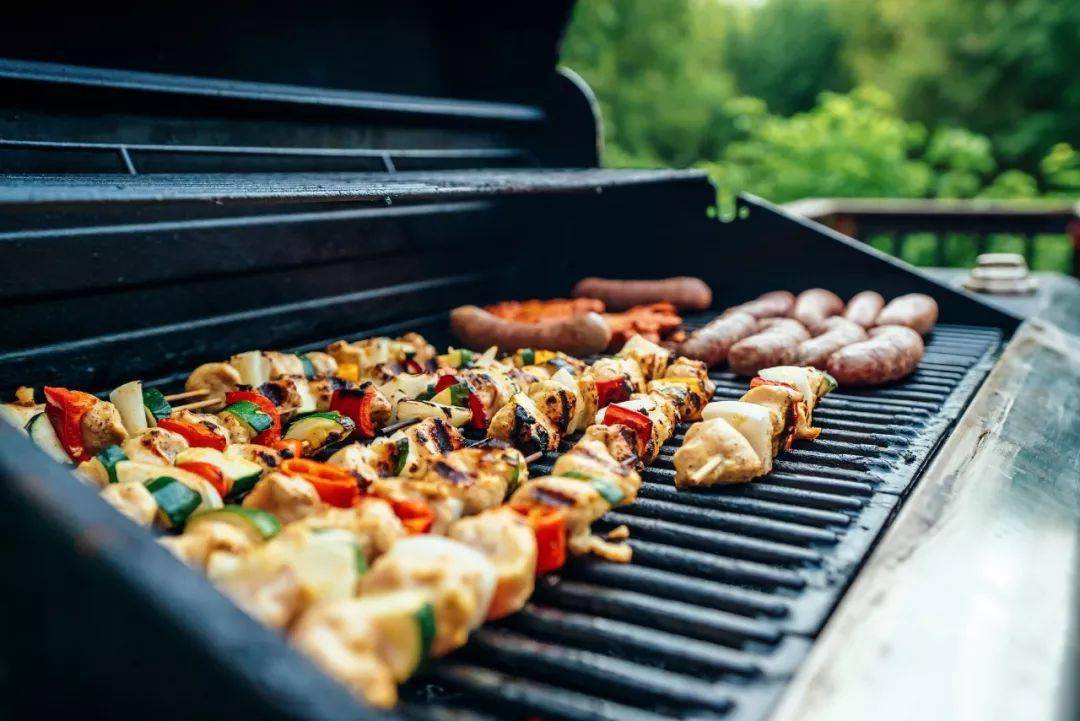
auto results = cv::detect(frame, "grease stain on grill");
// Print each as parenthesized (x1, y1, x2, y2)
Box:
(402, 321, 1001, 721)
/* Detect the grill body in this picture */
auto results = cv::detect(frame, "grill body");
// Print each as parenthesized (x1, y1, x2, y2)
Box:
(0, 13, 1026, 721)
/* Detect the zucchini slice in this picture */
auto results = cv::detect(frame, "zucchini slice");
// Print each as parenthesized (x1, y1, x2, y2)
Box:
(561, 470, 625, 505)
(222, 400, 273, 434)
(110, 380, 148, 435)
(186, 505, 281, 543)
(142, 387, 172, 425)
(26, 412, 71, 464)
(96, 445, 128, 484)
(395, 400, 471, 428)
(351, 590, 437, 681)
(284, 411, 355, 450)
(146, 476, 202, 529)
(297, 354, 317, 380)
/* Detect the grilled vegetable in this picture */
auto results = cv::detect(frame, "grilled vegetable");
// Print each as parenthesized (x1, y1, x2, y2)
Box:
(280, 457, 360, 507)
(224, 390, 281, 445)
(110, 380, 148, 435)
(230, 350, 271, 386)
(222, 400, 274, 434)
(43, 386, 99, 462)
(330, 386, 379, 438)
(395, 400, 471, 428)
(26, 412, 71, 464)
(186, 505, 282, 544)
(284, 411, 355, 451)
(146, 476, 203, 529)
(96, 444, 128, 484)
(350, 591, 437, 682)
(157, 418, 228, 451)
(175, 447, 263, 499)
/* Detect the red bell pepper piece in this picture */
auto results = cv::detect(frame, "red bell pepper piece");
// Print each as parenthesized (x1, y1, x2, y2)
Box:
(434, 374, 458, 394)
(602, 404, 653, 457)
(157, 418, 228, 451)
(225, 390, 281, 445)
(271, 438, 305, 458)
(404, 359, 424, 374)
(388, 497, 435, 534)
(176, 461, 230, 498)
(280, 457, 360, 507)
(330, 385, 378, 439)
(467, 391, 488, 430)
(512, 504, 567, 574)
(43, 386, 99, 463)
(594, 377, 631, 409)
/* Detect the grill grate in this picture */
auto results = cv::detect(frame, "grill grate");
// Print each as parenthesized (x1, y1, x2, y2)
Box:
(401, 321, 1001, 721)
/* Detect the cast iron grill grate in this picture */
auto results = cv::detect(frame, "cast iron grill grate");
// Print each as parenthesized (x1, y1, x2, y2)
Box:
(399, 320, 1001, 721)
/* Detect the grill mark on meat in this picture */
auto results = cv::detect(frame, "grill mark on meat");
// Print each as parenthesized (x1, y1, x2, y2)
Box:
(431, 419, 456, 453)
(433, 460, 471, 486)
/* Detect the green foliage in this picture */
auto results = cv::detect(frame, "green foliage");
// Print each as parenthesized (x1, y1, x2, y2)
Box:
(830, 0, 1080, 169)
(724, 0, 851, 116)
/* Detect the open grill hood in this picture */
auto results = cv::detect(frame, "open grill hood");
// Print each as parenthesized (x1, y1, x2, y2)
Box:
(5, 5, 1074, 721)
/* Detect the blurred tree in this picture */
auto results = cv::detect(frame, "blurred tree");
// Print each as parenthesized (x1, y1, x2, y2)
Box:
(832, 0, 1080, 169)
(724, 0, 852, 115)
(560, 0, 736, 167)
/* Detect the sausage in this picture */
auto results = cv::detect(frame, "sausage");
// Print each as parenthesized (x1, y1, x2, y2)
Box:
(450, 305, 612, 356)
(728, 319, 811, 376)
(722, 290, 795, 319)
(792, 289, 844, 333)
(875, 294, 939, 335)
(572, 276, 712, 312)
(677, 311, 757, 367)
(844, 291, 884, 328)
(796, 317, 868, 368)
(825, 325, 924, 386)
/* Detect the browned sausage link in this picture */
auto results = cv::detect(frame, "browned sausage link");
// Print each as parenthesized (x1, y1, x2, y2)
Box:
(450, 306, 612, 356)
(825, 325, 924, 386)
(722, 290, 795, 319)
(875, 294, 939, 335)
(844, 291, 885, 328)
(571, 276, 713, 311)
(728, 319, 810, 376)
(796, 317, 868, 367)
(792, 288, 845, 333)
(677, 311, 757, 367)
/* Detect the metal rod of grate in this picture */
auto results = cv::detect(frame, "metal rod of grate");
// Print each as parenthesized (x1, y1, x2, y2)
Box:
(401, 321, 1001, 721)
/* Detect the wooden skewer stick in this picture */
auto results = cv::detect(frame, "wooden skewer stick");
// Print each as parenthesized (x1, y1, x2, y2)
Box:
(164, 388, 209, 402)
(171, 397, 219, 413)
(523, 451, 543, 464)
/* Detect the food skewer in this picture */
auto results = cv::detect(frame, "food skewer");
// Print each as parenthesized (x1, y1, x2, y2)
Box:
(1, 322, 831, 710)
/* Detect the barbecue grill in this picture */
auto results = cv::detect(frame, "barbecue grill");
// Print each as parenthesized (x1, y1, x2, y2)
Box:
(2, 4, 1077, 721)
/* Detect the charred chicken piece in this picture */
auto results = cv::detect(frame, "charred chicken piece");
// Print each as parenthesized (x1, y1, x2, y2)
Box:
(448, 506, 537, 620)
(487, 392, 560, 455)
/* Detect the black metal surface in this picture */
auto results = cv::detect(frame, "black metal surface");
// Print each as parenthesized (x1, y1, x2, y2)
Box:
(399, 320, 1001, 721)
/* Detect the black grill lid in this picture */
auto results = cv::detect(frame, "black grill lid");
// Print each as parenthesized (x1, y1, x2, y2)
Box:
(1, 1, 575, 104)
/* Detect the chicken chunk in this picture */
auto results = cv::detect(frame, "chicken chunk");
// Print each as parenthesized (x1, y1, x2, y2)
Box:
(121, 427, 189, 466)
(160, 519, 256, 569)
(359, 535, 496, 657)
(419, 445, 527, 516)
(290, 499, 406, 563)
(527, 380, 578, 437)
(553, 434, 642, 506)
(185, 362, 242, 411)
(262, 351, 305, 379)
(172, 410, 231, 446)
(242, 471, 321, 524)
(673, 417, 764, 488)
(80, 401, 128, 457)
(225, 443, 284, 470)
(100, 481, 156, 527)
(665, 356, 715, 396)
(647, 377, 710, 422)
(304, 351, 338, 378)
(509, 475, 609, 555)
(487, 392, 559, 454)
(449, 507, 536, 620)
(616, 333, 671, 381)
(290, 601, 398, 709)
